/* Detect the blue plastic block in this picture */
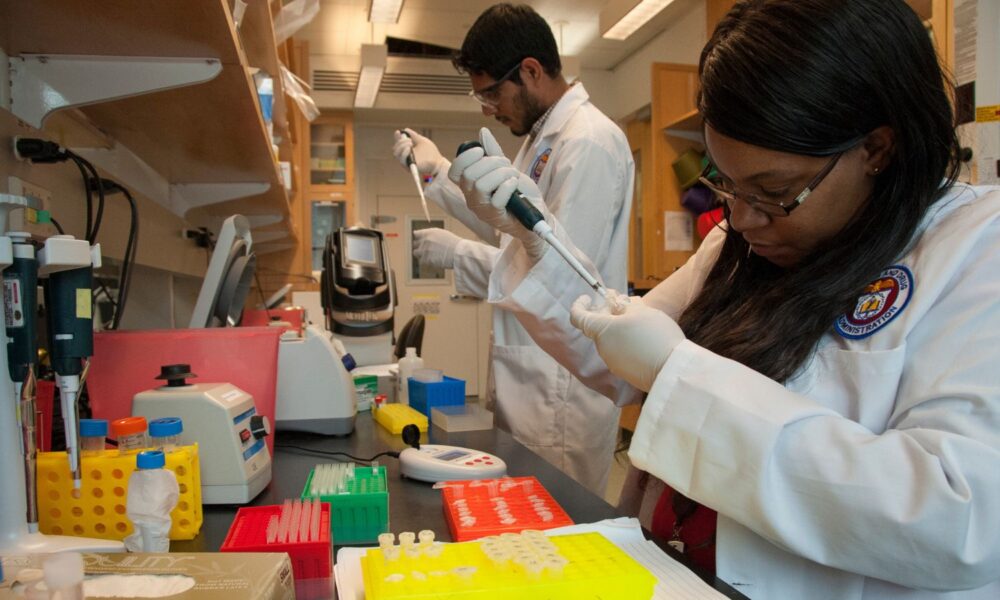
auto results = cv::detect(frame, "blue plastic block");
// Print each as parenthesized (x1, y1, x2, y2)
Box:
(408, 376, 465, 418)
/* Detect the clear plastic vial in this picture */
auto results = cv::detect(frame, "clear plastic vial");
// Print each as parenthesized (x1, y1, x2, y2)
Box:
(148, 417, 183, 452)
(79, 418, 109, 455)
(112, 416, 149, 454)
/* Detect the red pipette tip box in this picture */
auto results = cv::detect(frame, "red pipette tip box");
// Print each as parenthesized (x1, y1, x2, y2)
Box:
(440, 476, 574, 542)
(221, 503, 332, 581)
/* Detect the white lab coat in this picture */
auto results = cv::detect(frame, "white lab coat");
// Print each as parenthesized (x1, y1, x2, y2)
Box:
(487, 182, 1000, 599)
(422, 83, 634, 494)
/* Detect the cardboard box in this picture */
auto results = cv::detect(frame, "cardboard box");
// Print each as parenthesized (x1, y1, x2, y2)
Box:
(1, 553, 296, 600)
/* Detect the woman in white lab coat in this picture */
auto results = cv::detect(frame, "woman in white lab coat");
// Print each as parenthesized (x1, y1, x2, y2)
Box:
(449, 0, 1000, 598)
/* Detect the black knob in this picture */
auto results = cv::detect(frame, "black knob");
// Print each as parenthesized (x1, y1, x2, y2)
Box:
(959, 147, 974, 163)
(250, 415, 270, 440)
(155, 364, 197, 387)
(401, 423, 420, 450)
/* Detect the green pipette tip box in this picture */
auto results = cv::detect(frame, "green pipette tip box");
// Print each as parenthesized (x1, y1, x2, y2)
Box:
(301, 465, 389, 544)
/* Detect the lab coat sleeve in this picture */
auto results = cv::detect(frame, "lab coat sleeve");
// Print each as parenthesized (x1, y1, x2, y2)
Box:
(451, 238, 500, 299)
(629, 220, 1000, 590)
(487, 225, 728, 405)
(423, 169, 501, 246)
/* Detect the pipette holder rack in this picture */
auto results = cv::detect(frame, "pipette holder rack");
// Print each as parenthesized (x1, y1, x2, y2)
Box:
(301, 465, 389, 544)
(441, 476, 574, 541)
(221, 503, 332, 582)
(361, 531, 656, 600)
(408, 376, 465, 419)
(373, 403, 427, 434)
(36, 445, 203, 541)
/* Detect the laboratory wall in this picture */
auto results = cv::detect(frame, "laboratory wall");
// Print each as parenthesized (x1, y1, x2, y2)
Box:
(602, 1, 706, 120)
(0, 109, 205, 330)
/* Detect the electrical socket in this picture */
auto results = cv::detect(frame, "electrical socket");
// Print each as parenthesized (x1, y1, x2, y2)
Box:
(8, 176, 54, 236)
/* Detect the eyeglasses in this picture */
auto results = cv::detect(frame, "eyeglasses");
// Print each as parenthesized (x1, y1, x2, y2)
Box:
(468, 62, 522, 107)
(699, 152, 844, 217)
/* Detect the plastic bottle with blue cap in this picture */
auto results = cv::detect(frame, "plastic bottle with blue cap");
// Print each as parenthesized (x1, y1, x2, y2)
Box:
(148, 417, 183, 452)
(125, 450, 179, 552)
(79, 418, 108, 455)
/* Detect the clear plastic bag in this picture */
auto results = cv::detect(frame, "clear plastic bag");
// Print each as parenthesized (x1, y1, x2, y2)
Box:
(280, 65, 320, 122)
(273, 0, 320, 44)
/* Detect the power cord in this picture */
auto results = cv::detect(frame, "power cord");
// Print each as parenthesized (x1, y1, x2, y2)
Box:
(273, 444, 400, 464)
(90, 179, 138, 329)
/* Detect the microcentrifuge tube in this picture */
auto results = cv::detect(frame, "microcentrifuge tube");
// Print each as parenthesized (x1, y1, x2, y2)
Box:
(266, 515, 279, 544)
(418, 530, 434, 546)
(277, 499, 293, 543)
(383, 547, 401, 562)
(404, 546, 421, 560)
(299, 499, 312, 542)
(310, 498, 321, 542)
(398, 531, 416, 546)
(410, 570, 427, 581)
(289, 500, 302, 543)
(378, 533, 395, 549)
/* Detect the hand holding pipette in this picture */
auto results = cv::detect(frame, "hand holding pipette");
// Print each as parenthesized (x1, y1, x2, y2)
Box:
(395, 129, 433, 222)
(450, 130, 626, 312)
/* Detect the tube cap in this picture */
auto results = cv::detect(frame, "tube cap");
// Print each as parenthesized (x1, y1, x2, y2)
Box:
(136, 450, 165, 469)
(149, 417, 183, 437)
(111, 416, 148, 437)
(79, 418, 109, 437)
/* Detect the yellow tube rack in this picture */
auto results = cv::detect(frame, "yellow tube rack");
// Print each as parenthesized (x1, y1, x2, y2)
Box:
(36, 445, 203, 541)
(373, 403, 428, 434)
(362, 531, 655, 599)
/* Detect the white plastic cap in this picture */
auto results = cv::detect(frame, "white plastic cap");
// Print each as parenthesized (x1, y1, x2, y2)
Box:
(43, 552, 84, 589)
(405, 347, 417, 358)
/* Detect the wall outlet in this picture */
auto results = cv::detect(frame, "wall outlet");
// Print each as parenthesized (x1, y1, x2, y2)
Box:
(8, 176, 54, 235)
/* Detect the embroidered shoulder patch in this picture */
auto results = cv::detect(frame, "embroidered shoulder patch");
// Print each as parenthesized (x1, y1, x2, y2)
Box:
(835, 265, 913, 339)
(529, 148, 552, 182)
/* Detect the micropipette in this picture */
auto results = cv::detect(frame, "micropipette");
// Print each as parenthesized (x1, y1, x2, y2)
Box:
(401, 130, 433, 222)
(456, 141, 611, 298)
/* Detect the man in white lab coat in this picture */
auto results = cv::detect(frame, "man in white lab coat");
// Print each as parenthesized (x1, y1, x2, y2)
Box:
(393, 3, 633, 494)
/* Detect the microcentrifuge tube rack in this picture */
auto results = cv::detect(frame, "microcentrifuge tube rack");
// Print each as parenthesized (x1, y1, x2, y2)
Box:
(438, 476, 574, 542)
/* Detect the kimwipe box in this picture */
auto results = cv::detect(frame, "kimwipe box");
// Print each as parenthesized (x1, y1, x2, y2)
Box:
(0, 553, 295, 600)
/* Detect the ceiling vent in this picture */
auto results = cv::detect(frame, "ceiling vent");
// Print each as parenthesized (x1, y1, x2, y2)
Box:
(312, 70, 468, 96)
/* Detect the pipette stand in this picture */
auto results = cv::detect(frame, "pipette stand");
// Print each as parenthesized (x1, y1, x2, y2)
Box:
(0, 195, 122, 553)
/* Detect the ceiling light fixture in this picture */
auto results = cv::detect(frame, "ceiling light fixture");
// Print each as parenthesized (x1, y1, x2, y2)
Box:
(600, 0, 676, 41)
(368, 0, 404, 24)
(354, 44, 387, 108)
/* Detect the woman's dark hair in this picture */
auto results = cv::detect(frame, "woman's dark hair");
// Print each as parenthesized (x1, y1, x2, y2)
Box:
(679, 0, 961, 382)
(452, 3, 561, 80)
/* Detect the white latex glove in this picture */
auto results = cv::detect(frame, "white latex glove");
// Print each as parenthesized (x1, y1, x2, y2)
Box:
(447, 127, 548, 259)
(393, 128, 449, 177)
(569, 293, 685, 392)
(413, 228, 462, 270)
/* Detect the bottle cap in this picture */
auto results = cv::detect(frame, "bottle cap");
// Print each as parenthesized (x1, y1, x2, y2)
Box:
(149, 417, 183, 437)
(136, 450, 165, 469)
(79, 418, 108, 437)
(112, 416, 147, 437)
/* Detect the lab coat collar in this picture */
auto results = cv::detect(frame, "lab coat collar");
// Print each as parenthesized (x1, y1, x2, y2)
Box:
(533, 83, 589, 144)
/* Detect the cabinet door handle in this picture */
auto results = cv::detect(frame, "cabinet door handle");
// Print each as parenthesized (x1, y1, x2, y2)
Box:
(449, 294, 482, 303)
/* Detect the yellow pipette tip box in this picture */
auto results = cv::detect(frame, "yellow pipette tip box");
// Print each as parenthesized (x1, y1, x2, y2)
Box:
(362, 531, 656, 600)
(36, 444, 203, 541)
(373, 403, 428, 434)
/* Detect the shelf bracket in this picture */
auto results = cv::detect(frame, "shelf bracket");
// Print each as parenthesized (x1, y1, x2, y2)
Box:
(8, 54, 222, 128)
(169, 183, 272, 214)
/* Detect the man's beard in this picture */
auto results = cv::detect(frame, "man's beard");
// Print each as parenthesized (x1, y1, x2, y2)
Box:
(509, 86, 547, 137)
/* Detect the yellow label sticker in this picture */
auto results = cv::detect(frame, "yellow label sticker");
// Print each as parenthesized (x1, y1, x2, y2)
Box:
(76, 289, 92, 319)
(976, 105, 1000, 122)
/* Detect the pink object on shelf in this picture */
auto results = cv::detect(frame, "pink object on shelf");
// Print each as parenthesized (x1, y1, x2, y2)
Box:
(36, 379, 55, 452)
(87, 327, 282, 455)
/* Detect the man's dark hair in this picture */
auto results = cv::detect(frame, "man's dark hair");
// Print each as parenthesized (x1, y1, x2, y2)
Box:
(452, 3, 561, 80)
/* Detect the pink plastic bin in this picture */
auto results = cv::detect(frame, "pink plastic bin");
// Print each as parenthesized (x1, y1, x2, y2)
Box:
(87, 327, 282, 455)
